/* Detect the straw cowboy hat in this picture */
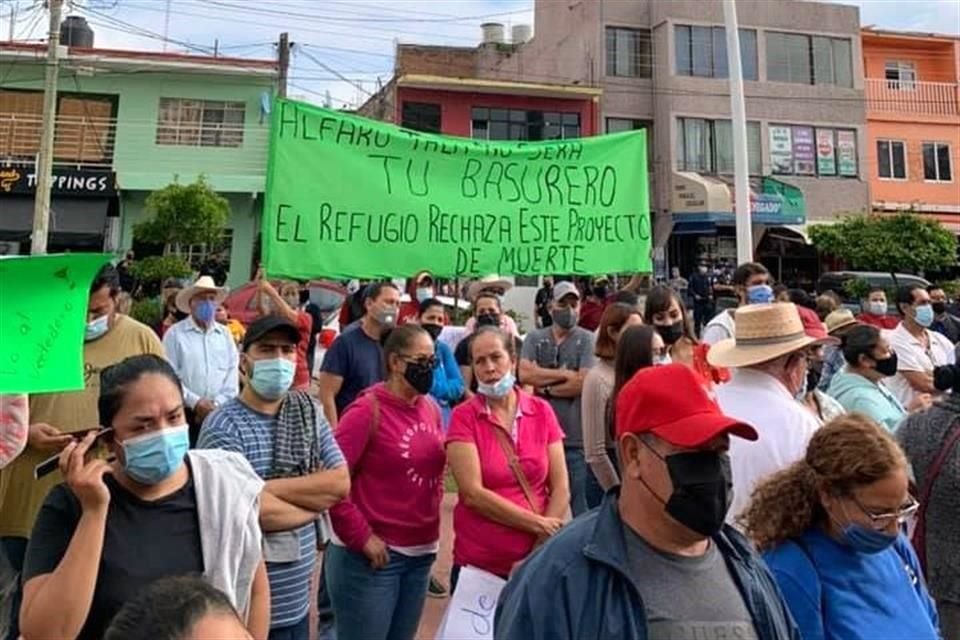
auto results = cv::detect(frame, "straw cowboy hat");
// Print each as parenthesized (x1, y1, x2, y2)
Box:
(175, 275, 227, 314)
(466, 275, 513, 302)
(825, 309, 858, 335)
(707, 303, 836, 368)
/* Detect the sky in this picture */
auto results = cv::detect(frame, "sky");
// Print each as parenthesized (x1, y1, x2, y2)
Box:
(0, 0, 958, 108)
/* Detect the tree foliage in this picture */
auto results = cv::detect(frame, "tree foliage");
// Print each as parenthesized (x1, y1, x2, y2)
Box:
(810, 213, 956, 274)
(134, 176, 230, 255)
(129, 255, 193, 298)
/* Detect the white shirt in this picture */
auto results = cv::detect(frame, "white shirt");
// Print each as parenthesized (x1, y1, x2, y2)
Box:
(884, 322, 956, 408)
(702, 310, 736, 346)
(162, 316, 239, 409)
(715, 368, 821, 524)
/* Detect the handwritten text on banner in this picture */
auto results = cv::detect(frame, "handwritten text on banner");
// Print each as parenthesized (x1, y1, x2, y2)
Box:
(0, 254, 111, 394)
(263, 99, 651, 279)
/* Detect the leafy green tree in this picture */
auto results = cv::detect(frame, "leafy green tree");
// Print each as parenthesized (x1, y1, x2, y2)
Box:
(134, 176, 230, 257)
(810, 213, 956, 276)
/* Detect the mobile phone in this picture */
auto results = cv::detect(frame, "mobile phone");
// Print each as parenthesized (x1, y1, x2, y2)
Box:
(33, 428, 114, 480)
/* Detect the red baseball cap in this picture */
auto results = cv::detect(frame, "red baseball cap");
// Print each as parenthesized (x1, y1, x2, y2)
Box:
(615, 364, 758, 447)
(797, 306, 840, 345)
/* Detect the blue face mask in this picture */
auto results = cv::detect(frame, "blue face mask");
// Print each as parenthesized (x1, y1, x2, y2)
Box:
(121, 424, 189, 485)
(416, 287, 434, 303)
(746, 284, 775, 304)
(194, 299, 217, 324)
(249, 357, 296, 400)
(85, 314, 110, 342)
(914, 304, 934, 328)
(842, 523, 898, 554)
(477, 372, 516, 399)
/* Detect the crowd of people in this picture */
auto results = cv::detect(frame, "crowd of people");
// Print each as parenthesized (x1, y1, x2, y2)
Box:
(0, 258, 959, 640)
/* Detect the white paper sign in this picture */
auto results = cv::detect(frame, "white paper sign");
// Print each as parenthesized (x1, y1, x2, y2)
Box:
(435, 566, 506, 640)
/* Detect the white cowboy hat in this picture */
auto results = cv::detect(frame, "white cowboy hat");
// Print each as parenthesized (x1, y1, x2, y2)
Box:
(466, 275, 512, 302)
(707, 303, 835, 369)
(175, 275, 227, 314)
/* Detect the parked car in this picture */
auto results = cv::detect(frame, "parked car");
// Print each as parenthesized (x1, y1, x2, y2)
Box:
(817, 271, 931, 312)
(223, 279, 347, 326)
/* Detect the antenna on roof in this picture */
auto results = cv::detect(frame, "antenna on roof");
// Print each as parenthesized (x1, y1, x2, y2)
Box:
(162, 0, 171, 52)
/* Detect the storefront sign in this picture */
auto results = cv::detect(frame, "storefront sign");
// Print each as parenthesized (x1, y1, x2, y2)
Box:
(836, 131, 858, 177)
(264, 99, 651, 278)
(0, 165, 116, 197)
(816, 129, 837, 176)
(769, 126, 793, 175)
(792, 127, 815, 176)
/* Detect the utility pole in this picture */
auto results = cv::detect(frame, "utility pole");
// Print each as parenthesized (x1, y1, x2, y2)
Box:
(723, 0, 753, 265)
(8, 4, 15, 42)
(30, 0, 63, 256)
(277, 32, 290, 98)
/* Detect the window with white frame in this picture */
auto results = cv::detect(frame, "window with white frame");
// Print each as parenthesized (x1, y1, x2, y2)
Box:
(876, 140, 907, 180)
(676, 118, 761, 175)
(606, 27, 653, 78)
(884, 61, 917, 90)
(923, 142, 953, 182)
(156, 98, 245, 147)
(183, 229, 234, 270)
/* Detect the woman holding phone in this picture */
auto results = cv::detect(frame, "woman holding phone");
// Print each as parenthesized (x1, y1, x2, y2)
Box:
(19, 355, 270, 640)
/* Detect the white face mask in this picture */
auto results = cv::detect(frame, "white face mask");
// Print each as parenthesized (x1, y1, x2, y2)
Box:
(866, 301, 887, 316)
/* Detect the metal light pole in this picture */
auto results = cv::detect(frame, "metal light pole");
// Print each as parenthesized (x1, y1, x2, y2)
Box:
(30, 0, 63, 255)
(723, 0, 753, 265)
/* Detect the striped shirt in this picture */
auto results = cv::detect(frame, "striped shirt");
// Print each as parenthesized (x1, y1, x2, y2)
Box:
(198, 397, 345, 628)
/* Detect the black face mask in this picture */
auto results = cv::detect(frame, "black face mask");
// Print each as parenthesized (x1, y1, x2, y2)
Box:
(421, 323, 443, 342)
(806, 366, 822, 394)
(403, 360, 435, 395)
(476, 313, 500, 327)
(873, 352, 899, 378)
(656, 321, 684, 346)
(593, 286, 608, 299)
(932, 302, 947, 316)
(642, 442, 733, 537)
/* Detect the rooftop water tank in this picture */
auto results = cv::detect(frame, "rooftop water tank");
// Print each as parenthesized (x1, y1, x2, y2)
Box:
(60, 16, 94, 48)
(511, 24, 532, 44)
(481, 22, 505, 45)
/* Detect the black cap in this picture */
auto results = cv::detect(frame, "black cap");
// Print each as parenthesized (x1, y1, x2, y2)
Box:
(243, 314, 301, 352)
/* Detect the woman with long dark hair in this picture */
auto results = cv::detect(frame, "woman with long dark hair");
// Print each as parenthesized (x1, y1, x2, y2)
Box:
(605, 325, 663, 476)
(644, 285, 728, 391)
(580, 304, 643, 506)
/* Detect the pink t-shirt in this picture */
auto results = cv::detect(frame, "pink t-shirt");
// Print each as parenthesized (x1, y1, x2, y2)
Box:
(329, 383, 446, 552)
(446, 391, 564, 578)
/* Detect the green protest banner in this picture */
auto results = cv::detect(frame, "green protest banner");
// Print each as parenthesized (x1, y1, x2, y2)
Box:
(263, 99, 650, 279)
(0, 254, 111, 394)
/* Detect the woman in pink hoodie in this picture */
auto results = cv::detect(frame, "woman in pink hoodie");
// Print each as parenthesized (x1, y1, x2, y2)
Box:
(327, 324, 446, 640)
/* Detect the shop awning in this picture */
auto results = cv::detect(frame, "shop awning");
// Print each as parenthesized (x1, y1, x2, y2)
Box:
(0, 196, 109, 236)
(671, 172, 806, 226)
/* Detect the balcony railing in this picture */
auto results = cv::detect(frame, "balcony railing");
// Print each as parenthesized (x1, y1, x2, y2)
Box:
(0, 112, 116, 169)
(866, 78, 960, 116)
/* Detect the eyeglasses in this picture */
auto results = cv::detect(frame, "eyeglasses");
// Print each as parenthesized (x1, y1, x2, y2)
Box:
(850, 494, 919, 529)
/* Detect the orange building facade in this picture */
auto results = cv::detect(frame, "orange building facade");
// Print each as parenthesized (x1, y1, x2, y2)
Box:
(862, 28, 960, 238)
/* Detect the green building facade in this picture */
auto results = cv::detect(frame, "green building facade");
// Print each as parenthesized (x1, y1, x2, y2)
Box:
(0, 41, 276, 288)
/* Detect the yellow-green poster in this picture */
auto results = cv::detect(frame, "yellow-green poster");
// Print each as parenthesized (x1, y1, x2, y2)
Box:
(263, 99, 650, 279)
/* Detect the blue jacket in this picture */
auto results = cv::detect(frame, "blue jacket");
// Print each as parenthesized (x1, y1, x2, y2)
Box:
(495, 491, 800, 640)
(430, 341, 464, 405)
